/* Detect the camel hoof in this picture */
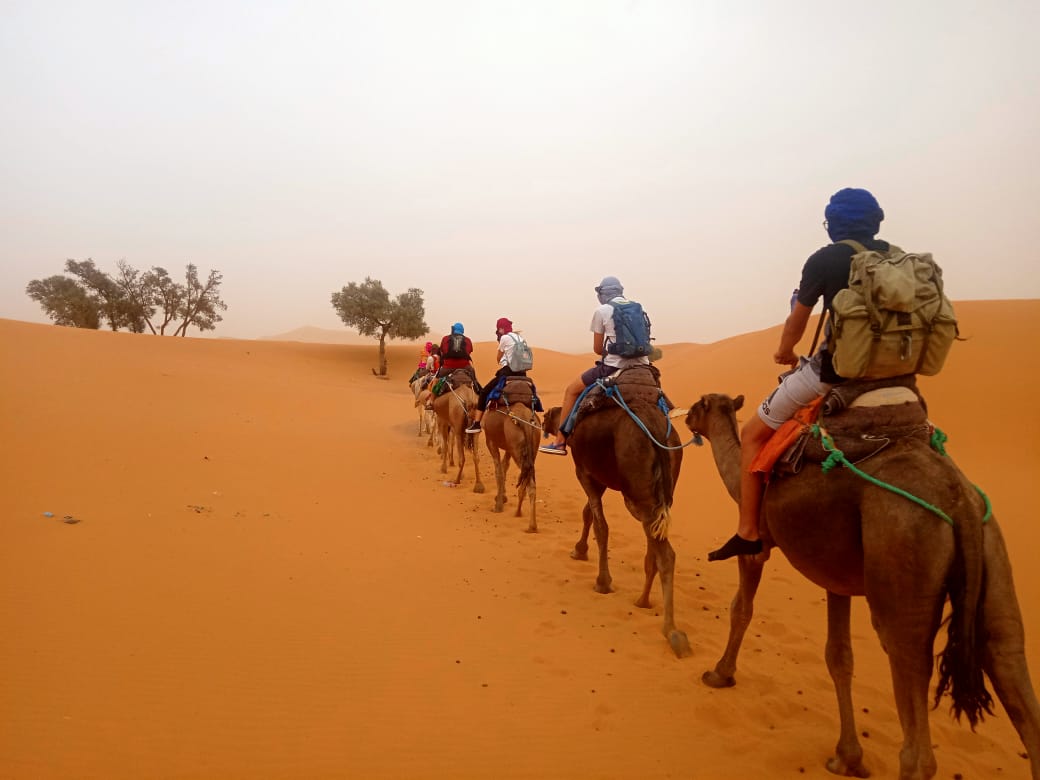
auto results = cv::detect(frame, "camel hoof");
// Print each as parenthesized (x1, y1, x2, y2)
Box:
(570, 548, 589, 561)
(525, 526, 537, 534)
(668, 630, 692, 658)
(826, 756, 869, 778)
(473, 484, 485, 494)
(634, 596, 651, 609)
(593, 581, 613, 595)
(701, 669, 736, 688)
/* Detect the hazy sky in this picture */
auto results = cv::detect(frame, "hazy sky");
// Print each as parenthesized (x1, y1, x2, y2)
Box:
(2, 1, 1038, 352)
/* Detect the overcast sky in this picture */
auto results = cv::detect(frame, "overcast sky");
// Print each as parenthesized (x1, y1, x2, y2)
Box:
(2, 1, 1037, 352)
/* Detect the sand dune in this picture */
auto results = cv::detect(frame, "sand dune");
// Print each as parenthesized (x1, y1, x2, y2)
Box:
(1, 302, 1037, 779)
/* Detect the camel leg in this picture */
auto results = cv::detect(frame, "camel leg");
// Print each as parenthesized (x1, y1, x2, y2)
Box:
(469, 432, 485, 494)
(453, 428, 466, 486)
(980, 520, 1040, 778)
(489, 443, 506, 513)
(704, 554, 765, 688)
(823, 592, 868, 778)
(635, 546, 657, 608)
(571, 503, 593, 561)
(574, 479, 612, 594)
(645, 533, 691, 658)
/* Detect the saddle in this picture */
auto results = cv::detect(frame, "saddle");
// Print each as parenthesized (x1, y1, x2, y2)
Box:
(758, 374, 932, 478)
(433, 368, 478, 396)
(489, 376, 543, 411)
(571, 364, 674, 429)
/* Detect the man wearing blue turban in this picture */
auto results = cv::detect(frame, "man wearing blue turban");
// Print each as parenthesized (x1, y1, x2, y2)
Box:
(710, 188, 893, 561)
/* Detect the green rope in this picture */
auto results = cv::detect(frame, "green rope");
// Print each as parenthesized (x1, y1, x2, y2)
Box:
(811, 423, 991, 526)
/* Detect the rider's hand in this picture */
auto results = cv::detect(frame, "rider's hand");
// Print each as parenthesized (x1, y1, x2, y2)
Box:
(774, 349, 798, 368)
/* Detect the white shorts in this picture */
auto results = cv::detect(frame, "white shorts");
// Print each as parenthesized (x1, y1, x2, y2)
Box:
(757, 356, 832, 430)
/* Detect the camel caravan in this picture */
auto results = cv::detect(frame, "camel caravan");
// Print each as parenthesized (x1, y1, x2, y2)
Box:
(404, 229, 1039, 778)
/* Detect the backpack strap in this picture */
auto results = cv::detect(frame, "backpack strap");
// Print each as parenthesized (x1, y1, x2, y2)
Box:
(839, 239, 868, 253)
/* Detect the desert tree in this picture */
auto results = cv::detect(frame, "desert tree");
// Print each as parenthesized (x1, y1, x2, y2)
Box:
(25, 275, 102, 329)
(330, 277, 428, 376)
(26, 259, 226, 336)
(172, 265, 227, 336)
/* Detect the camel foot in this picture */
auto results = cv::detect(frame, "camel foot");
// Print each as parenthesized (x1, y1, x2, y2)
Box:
(702, 669, 736, 688)
(634, 596, 651, 609)
(493, 501, 504, 513)
(472, 483, 485, 494)
(668, 630, 691, 658)
(525, 526, 537, 534)
(593, 580, 613, 595)
(570, 547, 589, 561)
(825, 756, 869, 778)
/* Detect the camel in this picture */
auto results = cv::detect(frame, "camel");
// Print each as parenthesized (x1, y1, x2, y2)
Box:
(543, 376, 691, 658)
(432, 370, 485, 493)
(684, 392, 1040, 779)
(481, 378, 541, 532)
(410, 375, 435, 442)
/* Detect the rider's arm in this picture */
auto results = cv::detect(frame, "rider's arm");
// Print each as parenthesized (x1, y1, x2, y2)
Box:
(592, 331, 605, 356)
(774, 301, 812, 367)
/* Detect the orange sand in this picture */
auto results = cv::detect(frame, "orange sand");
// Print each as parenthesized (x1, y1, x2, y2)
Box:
(1, 302, 1037, 779)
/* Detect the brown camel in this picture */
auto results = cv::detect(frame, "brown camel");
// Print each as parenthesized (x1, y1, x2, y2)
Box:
(481, 379, 541, 532)
(684, 392, 1040, 779)
(432, 371, 485, 493)
(410, 376, 435, 441)
(543, 385, 691, 658)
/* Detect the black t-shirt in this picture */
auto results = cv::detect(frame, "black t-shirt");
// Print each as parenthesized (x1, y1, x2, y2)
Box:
(796, 238, 890, 383)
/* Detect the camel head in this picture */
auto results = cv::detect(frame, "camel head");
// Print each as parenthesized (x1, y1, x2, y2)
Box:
(684, 393, 744, 441)
(542, 407, 561, 438)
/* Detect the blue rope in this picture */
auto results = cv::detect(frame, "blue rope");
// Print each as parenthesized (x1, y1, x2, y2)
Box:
(602, 383, 703, 451)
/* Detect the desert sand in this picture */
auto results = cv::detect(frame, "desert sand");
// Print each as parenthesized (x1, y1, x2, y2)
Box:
(1, 302, 1037, 779)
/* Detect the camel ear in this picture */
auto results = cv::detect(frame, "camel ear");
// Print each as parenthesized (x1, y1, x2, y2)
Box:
(733, 394, 744, 411)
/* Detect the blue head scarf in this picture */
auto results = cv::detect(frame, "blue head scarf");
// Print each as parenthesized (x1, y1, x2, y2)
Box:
(451, 322, 464, 335)
(595, 276, 624, 305)
(825, 188, 884, 242)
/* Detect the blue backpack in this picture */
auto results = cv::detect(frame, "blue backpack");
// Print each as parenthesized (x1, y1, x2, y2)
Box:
(606, 300, 653, 358)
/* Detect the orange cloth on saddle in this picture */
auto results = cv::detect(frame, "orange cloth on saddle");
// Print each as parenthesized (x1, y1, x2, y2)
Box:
(750, 395, 825, 477)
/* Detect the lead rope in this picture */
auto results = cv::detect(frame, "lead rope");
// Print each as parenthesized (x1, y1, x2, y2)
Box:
(600, 383, 703, 451)
(811, 423, 991, 526)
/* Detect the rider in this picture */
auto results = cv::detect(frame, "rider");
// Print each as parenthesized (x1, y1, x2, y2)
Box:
(432, 322, 479, 394)
(539, 276, 649, 456)
(464, 317, 529, 434)
(709, 187, 891, 561)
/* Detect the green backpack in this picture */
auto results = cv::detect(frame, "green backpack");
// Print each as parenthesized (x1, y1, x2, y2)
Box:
(828, 240, 959, 379)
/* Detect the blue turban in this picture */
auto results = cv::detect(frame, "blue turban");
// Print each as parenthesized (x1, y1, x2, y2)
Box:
(451, 322, 464, 334)
(825, 188, 884, 242)
(595, 276, 624, 305)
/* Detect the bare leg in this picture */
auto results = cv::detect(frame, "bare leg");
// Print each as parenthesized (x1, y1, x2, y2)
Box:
(551, 376, 586, 447)
(708, 416, 772, 560)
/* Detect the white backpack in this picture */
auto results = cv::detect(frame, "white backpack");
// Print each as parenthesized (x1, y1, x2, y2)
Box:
(507, 333, 534, 371)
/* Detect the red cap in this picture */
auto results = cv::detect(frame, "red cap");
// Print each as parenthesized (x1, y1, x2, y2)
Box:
(496, 317, 512, 333)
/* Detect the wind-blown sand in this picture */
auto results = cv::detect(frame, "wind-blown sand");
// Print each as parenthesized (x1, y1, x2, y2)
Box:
(1, 302, 1037, 779)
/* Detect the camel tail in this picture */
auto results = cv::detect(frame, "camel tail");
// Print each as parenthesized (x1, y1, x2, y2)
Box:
(516, 427, 535, 496)
(934, 496, 995, 729)
(647, 444, 675, 541)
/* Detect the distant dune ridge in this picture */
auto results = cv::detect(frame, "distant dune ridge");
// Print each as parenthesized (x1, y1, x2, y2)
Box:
(1, 299, 1037, 779)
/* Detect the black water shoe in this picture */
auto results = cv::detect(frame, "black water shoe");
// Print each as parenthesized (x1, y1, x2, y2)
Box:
(708, 534, 763, 561)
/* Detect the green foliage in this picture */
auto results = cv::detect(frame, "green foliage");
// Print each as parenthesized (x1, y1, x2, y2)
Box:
(26, 276, 102, 328)
(330, 277, 428, 375)
(330, 277, 428, 340)
(25, 259, 226, 336)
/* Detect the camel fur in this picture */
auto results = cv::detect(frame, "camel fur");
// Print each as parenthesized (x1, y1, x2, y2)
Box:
(482, 401, 540, 533)
(543, 398, 691, 659)
(432, 371, 485, 493)
(684, 392, 1040, 779)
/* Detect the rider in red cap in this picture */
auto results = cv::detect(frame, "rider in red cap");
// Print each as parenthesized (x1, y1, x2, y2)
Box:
(464, 317, 529, 434)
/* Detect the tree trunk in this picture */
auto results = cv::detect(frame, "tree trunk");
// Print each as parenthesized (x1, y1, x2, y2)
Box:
(377, 332, 388, 375)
